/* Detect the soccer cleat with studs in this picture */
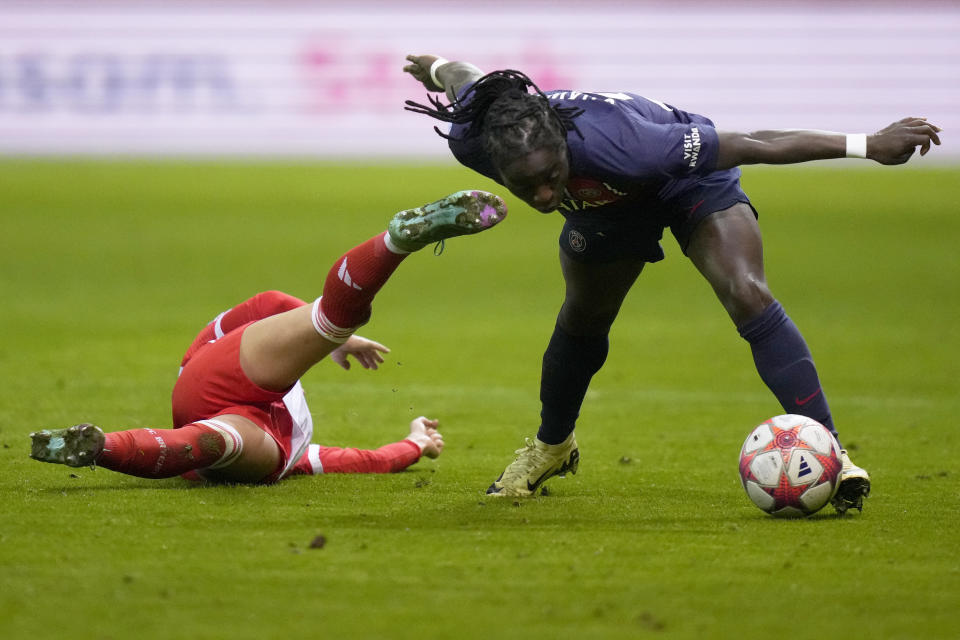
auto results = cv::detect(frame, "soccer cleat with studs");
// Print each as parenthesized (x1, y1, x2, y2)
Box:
(387, 190, 507, 252)
(831, 449, 871, 514)
(486, 432, 579, 497)
(30, 423, 105, 468)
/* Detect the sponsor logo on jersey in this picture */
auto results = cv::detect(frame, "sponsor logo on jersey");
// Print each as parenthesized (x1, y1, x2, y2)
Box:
(558, 178, 628, 213)
(683, 126, 701, 168)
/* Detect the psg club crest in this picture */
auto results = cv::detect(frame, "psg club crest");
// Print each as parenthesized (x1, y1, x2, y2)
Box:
(568, 229, 586, 252)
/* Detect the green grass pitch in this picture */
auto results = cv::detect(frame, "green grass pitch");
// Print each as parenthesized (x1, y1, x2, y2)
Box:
(1, 160, 958, 639)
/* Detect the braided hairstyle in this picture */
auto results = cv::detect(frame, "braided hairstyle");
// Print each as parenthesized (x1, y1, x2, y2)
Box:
(404, 69, 583, 170)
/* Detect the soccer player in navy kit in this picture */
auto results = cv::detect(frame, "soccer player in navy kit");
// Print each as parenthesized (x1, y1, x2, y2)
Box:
(403, 54, 942, 513)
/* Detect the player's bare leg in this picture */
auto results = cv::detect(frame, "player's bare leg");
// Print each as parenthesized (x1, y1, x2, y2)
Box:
(240, 190, 507, 392)
(687, 203, 870, 512)
(188, 414, 282, 483)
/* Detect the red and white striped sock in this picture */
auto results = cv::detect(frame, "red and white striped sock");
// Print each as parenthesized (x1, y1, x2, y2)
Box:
(99, 420, 243, 479)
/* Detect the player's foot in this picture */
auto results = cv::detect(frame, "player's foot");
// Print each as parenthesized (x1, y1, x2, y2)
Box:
(831, 449, 871, 514)
(486, 433, 579, 497)
(30, 423, 105, 468)
(388, 190, 507, 252)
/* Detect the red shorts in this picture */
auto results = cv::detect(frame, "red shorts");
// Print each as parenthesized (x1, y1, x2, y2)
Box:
(172, 293, 313, 482)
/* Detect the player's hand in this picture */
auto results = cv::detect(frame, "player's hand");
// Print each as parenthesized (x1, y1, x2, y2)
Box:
(868, 117, 942, 165)
(405, 416, 444, 459)
(330, 335, 389, 370)
(404, 54, 445, 91)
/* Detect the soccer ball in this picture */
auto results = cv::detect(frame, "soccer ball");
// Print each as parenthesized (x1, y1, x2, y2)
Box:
(738, 414, 842, 517)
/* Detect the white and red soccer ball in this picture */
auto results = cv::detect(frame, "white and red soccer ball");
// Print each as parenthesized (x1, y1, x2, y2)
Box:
(738, 414, 842, 517)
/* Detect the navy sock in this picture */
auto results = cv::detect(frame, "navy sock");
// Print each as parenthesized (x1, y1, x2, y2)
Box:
(537, 323, 609, 445)
(737, 301, 837, 439)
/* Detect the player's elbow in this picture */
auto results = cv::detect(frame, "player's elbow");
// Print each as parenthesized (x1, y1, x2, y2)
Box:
(716, 132, 766, 170)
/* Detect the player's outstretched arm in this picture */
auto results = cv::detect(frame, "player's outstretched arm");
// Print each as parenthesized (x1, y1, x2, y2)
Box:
(715, 117, 942, 170)
(404, 54, 484, 102)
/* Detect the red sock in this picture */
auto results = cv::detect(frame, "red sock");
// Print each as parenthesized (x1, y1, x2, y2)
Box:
(99, 422, 241, 479)
(288, 441, 421, 475)
(318, 232, 407, 331)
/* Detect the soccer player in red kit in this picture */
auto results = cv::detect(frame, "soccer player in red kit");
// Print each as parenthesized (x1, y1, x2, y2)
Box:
(30, 190, 507, 484)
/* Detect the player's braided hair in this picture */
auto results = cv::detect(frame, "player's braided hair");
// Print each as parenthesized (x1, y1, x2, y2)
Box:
(404, 69, 584, 169)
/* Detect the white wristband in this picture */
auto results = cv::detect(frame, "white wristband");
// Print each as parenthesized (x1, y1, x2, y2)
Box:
(429, 57, 449, 89)
(846, 133, 867, 159)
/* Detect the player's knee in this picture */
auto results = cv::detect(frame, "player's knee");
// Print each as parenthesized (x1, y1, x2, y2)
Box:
(198, 422, 280, 484)
(722, 275, 773, 325)
(558, 302, 618, 336)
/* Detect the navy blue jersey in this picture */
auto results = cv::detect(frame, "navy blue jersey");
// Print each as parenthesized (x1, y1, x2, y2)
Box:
(448, 88, 724, 215)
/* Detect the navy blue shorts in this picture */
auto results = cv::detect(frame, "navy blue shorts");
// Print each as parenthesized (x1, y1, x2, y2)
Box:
(559, 169, 757, 264)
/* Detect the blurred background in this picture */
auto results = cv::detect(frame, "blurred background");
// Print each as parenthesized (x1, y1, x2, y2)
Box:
(1, 0, 957, 159)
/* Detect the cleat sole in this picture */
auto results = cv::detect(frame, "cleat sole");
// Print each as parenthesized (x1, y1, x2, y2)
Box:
(29, 423, 104, 468)
(832, 476, 871, 514)
(388, 190, 507, 250)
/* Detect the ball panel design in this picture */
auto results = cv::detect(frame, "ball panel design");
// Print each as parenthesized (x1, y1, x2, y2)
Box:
(785, 450, 823, 486)
(799, 481, 835, 512)
(742, 424, 774, 455)
(749, 451, 784, 486)
(745, 481, 775, 511)
(798, 423, 836, 455)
